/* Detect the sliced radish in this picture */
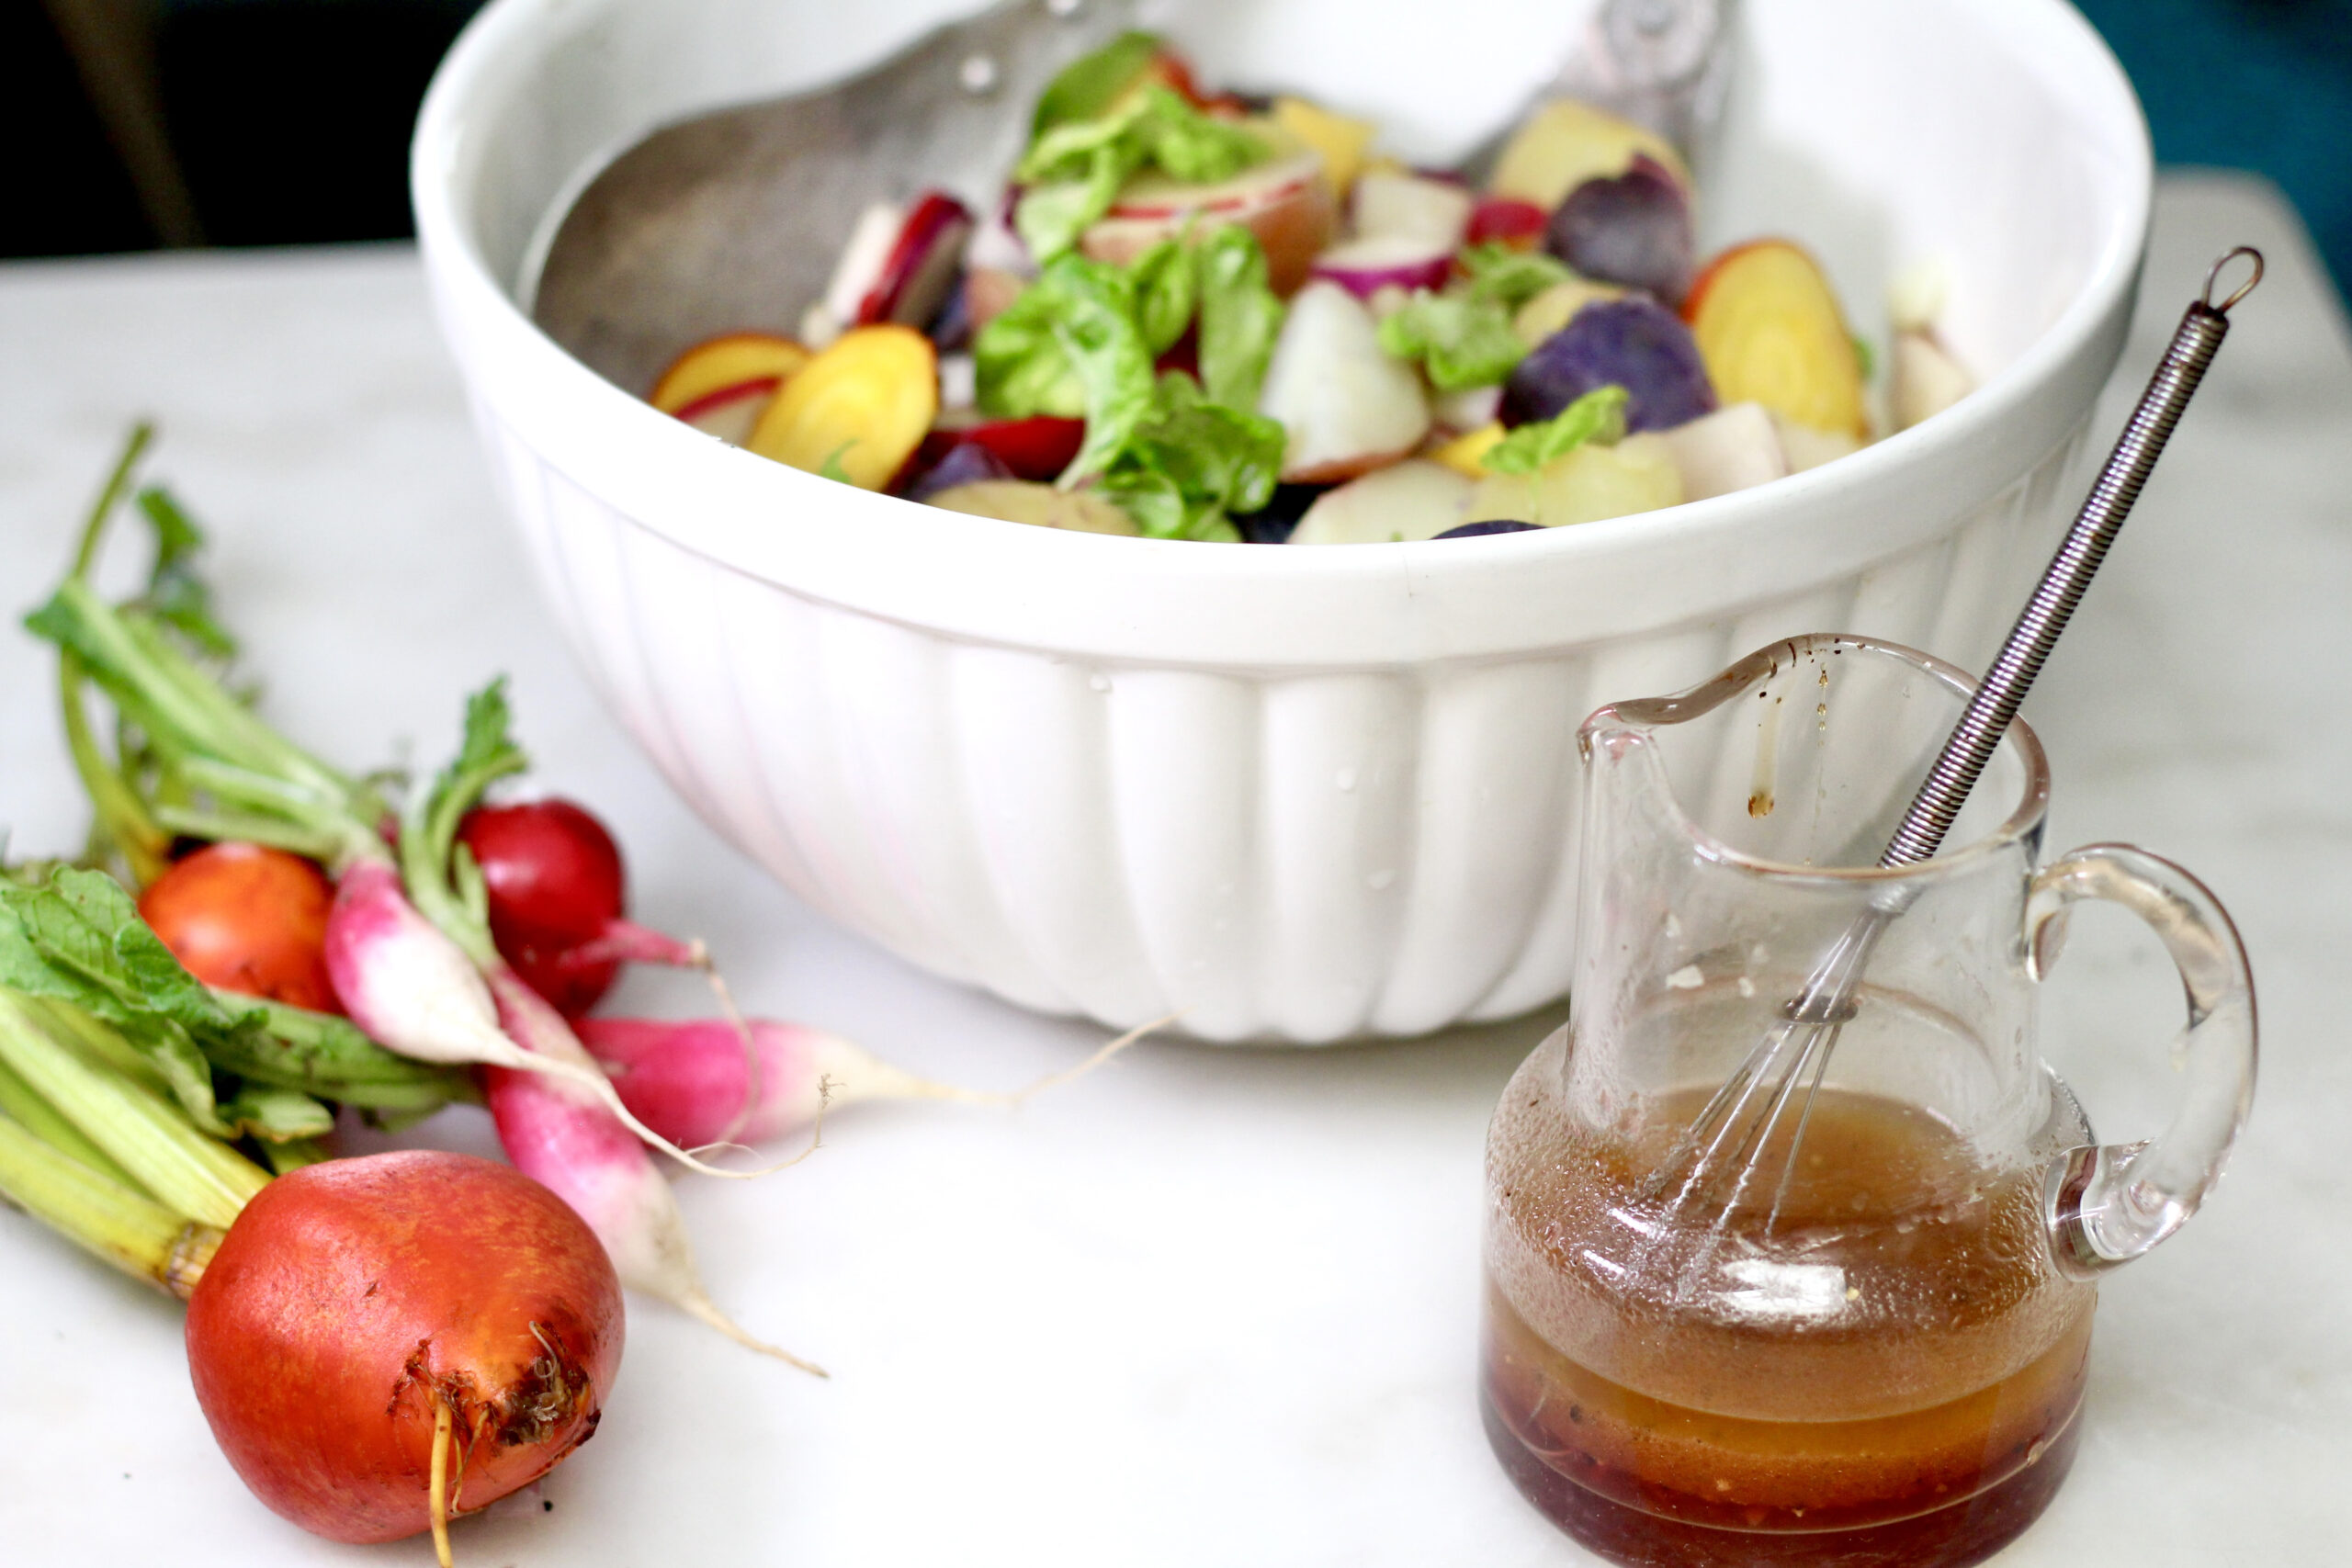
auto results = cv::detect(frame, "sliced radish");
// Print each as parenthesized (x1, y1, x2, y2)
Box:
(671, 378, 777, 445)
(1658, 402, 1788, 501)
(1082, 144, 1336, 297)
(856, 190, 974, 330)
(1308, 234, 1455, 301)
(1288, 459, 1473, 545)
(1257, 280, 1430, 483)
(1349, 171, 1475, 251)
(820, 202, 907, 329)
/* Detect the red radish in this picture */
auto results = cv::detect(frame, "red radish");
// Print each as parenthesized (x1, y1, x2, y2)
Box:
(856, 190, 975, 329)
(581, 1014, 1151, 1151)
(456, 799, 697, 1017)
(137, 841, 341, 1013)
(184, 1150, 622, 1554)
(483, 972, 821, 1373)
(1465, 197, 1549, 250)
(1307, 234, 1456, 301)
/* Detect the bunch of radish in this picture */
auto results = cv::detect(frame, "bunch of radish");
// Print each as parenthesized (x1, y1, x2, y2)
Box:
(9, 430, 1136, 1559)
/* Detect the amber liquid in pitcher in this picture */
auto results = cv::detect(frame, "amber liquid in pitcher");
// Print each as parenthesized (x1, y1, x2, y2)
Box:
(1483, 1027, 2094, 1568)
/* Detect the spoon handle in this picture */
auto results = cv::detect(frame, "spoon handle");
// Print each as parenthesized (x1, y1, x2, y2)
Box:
(1878, 246, 2265, 868)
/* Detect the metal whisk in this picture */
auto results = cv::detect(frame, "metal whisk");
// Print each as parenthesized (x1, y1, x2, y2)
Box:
(1644, 247, 2266, 1251)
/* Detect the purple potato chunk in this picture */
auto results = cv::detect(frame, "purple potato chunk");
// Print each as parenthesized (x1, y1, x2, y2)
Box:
(1544, 154, 1694, 306)
(905, 438, 1015, 502)
(1434, 519, 1542, 539)
(1500, 297, 1717, 434)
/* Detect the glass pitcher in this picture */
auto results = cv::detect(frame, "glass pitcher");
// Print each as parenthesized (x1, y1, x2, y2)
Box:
(1481, 634, 2256, 1568)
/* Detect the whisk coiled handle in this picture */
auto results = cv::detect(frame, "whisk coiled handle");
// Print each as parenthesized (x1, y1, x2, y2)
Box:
(1878, 247, 2266, 867)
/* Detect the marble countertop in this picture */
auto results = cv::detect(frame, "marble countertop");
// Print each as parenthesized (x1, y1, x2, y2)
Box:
(2, 173, 2346, 1565)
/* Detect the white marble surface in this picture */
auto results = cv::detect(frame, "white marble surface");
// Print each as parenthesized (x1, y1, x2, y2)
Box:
(1, 174, 2346, 1564)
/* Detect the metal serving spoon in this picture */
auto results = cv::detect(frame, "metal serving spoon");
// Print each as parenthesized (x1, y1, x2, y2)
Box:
(527, 0, 1731, 398)
(530, 0, 1142, 396)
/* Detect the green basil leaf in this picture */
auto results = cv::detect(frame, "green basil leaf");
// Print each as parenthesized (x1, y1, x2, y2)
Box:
(1194, 226, 1285, 412)
(1458, 243, 1576, 310)
(1377, 291, 1529, 390)
(1030, 30, 1165, 138)
(1484, 385, 1631, 475)
(1129, 239, 1199, 356)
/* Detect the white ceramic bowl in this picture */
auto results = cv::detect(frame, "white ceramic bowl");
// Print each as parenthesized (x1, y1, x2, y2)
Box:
(413, 0, 2149, 1043)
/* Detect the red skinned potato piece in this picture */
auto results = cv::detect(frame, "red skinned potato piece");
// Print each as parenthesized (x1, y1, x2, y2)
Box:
(1258, 280, 1430, 481)
(1080, 145, 1337, 297)
(184, 1151, 623, 1546)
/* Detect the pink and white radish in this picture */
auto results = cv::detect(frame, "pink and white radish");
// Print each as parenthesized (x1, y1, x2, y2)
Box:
(1285, 458, 1473, 546)
(1257, 280, 1430, 482)
(855, 190, 974, 331)
(1349, 170, 1475, 251)
(1307, 234, 1455, 301)
(579, 1014, 1152, 1151)
(582, 1017, 989, 1147)
(484, 974, 822, 1373)
(323, 860, 747, 1178)
(802, 192, 976, 348)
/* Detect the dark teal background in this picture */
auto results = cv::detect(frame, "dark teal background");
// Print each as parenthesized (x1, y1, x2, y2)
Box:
(2073, 0, 2351, 299)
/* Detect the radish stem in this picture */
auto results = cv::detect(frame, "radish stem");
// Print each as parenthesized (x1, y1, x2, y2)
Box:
(0, 991, 266, 1227)
(0, 1051, 142, 1191)
(0, 1111, 223, 1298)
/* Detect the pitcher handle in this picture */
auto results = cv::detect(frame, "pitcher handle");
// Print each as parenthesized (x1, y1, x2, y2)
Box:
(2025, 843, 2257, 1279)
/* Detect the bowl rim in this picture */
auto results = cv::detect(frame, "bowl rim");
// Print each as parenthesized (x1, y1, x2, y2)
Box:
(412, 0, 2154, 669)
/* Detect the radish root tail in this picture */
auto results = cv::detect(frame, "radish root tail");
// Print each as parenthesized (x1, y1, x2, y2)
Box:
(1007, 1013, 1171, 1104)
(689, 1073, 830, 1174)
(697, 954, 763, 1149)
(677, 1288, 830, 1379)
(428, 1395, 455, 1568)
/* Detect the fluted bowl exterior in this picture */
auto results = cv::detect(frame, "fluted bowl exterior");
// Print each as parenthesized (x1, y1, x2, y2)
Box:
(413, 0, 2149, 1042)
